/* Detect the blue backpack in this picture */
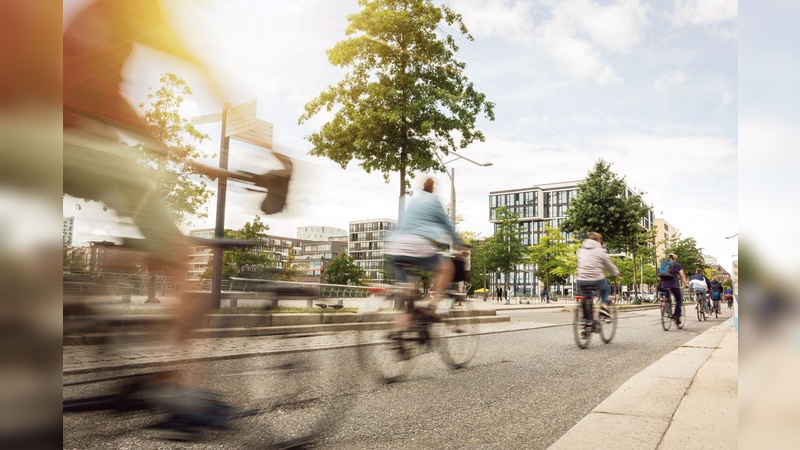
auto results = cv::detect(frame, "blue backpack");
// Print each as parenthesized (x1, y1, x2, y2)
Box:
(658, 259, 675, 278)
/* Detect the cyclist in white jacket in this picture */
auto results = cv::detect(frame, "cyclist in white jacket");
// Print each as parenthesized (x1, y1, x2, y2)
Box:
(576, 232, 621, 317)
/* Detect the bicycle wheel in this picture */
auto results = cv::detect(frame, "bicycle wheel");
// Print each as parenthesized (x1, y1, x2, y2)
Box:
(435, 297, 480, 369)
(356, 290, 416, 384)
(661, 300, 672, 331)
(573, 301, 591, 348)
(200, 349, 354, 448)
(714, 302, 719, 319)
(599, 303, 617, 344)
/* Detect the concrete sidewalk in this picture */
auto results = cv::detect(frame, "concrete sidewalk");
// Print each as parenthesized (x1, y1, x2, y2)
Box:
(549, 318, 738, 449)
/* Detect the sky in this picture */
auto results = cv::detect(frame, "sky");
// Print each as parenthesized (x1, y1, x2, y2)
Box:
(63, 0, 740, 274)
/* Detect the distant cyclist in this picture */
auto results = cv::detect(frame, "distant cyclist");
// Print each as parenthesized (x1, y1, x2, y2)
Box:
(576, 232, 621, 319)
(688, 268, 712, 314)
(709, 276, 724, 310)
(658, 254, 689, 323)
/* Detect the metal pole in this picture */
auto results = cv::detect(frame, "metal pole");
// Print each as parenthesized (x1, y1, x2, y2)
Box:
(449, 167, 456, 224)
(211, 102, 231, 309)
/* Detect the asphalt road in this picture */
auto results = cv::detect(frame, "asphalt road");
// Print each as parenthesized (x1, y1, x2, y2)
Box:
(63, 305, 730, 449)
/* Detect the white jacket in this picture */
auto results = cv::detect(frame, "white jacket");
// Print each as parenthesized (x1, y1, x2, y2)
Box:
(577, 239, 621, 281)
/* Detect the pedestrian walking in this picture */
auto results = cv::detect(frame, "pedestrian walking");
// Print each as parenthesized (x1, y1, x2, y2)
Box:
(504, 283, 510, 304)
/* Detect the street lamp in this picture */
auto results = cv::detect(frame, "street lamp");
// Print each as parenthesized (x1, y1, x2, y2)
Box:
(440, 150, 493, 224)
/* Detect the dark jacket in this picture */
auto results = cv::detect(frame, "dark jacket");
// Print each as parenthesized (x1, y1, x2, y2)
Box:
(709, 280, 724, 293)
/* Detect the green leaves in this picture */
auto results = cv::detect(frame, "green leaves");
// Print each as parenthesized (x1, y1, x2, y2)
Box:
(135, 73, 212, 225)
(560, 159, 649, 252)
(325, 253, 365, 286)
(299, 0, 494, 197)
(526, 225, 579, 288)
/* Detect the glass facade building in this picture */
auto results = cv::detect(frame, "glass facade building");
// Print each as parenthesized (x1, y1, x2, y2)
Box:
(489, 180, 654, 298)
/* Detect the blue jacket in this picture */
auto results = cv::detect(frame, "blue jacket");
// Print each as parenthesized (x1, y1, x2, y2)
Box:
(393, 191, 464, 247)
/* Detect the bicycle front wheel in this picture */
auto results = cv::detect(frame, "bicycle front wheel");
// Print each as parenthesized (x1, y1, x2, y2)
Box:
(435, 298, 480, 369)
(573, 303, 591, 348)
(600, 304, 618, 344)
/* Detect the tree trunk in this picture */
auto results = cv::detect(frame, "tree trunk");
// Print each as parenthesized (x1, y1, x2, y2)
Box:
(145, 269, 159, 304)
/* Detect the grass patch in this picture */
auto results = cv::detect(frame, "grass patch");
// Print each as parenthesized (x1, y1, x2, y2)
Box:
(213, 306, 359, 314)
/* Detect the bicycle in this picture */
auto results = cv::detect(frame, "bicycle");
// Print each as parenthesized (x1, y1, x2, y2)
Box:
(660, 290, 685, 331)
(726, 293, 734, 309)
(357, 282, 480, 384)
(572, 285, 618, 349)
(710, 293, 721, 319)
(693, 290, 707, 321)
(63, 260, 354, 447)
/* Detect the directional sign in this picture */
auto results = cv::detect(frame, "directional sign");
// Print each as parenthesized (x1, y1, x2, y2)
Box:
(191, 100, 272, 149)
(190, 111, 222, 125)
(225, 100, 257, 137)
(231, 119, 273, 149)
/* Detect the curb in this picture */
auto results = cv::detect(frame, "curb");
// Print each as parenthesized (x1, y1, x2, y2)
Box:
(549, 317, 735, 449)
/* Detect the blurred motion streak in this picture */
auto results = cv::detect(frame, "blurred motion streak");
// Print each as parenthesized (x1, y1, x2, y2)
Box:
(0, 0, 63, 447)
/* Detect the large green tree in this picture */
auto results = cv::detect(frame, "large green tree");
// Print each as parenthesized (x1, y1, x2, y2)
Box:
(663, 234, 706, 279)
(484, 207, 527, 292)
(298, 0, 494, 206)
(136, 73, 213, 225)
(325, 253, 365, 286)
(526, 225, 580, 293)
(561, 159, 649, 251)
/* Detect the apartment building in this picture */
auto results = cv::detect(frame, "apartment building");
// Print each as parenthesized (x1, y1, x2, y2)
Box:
(653, 218, 677, 263)
(295, 240, 348, 283)
(488, 180, 655, 297)
(348, 218, 396, 282)
(63, 216, 74, 246)
(297, 225, 347, 242)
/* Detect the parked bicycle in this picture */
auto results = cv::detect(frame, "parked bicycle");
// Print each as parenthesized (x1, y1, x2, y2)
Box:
(660, 290, 685, 331)
(572, 285, 618, 349)
(357, 282, 480, 384)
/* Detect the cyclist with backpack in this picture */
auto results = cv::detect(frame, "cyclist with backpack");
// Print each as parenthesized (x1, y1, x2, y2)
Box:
(709, 276, 724, 313)
(657, 253, 689, 323)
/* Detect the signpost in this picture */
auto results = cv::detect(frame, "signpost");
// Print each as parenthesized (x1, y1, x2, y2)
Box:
(191, 100, 273, 308)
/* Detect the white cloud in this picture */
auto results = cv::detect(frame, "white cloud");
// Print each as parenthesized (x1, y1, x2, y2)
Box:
(653, 70, 686, 90)
(456, 0, 535, 43)
(671, 0, 738, 26)
(535, 0, 647, 86)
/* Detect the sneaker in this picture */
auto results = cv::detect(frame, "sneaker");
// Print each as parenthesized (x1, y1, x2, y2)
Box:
(599, 305, 611, 317)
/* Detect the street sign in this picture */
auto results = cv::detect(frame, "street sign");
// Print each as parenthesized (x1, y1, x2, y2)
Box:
(190, 111, 222, 125)
(231, 119, 273, 149)
(225, 100, 257, 137)
(191, 100, 272, 149)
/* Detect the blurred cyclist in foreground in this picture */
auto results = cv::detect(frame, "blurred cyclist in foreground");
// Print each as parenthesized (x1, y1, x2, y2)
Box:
(61, 0, 278, 439)
(385, 177, 466, 330)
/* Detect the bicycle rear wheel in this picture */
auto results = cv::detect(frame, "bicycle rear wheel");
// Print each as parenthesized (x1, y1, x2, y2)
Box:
(599, 304, 618, 344)
(356, 291, 416, 383)
(661, 300, 672, 331)
(573, 302, 591, 348)
(435, 297, 480, 369)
